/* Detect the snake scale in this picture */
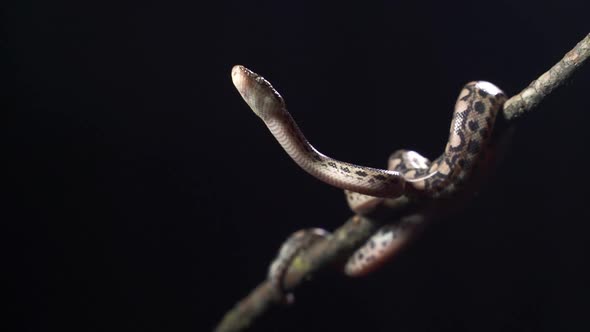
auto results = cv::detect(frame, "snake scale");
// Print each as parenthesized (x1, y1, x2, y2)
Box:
(232, 65, 506, 280)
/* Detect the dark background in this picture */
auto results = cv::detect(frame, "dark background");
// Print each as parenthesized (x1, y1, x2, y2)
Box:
(5, 1, 590, 331)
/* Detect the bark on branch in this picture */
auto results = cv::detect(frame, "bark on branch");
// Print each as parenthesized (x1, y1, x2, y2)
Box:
(503, 33, 590, 121)
(213, 32, 590, 332)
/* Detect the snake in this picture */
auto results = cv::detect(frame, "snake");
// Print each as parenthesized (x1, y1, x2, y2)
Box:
(232, 65, 506, 278)
(267, 228, 329, 291)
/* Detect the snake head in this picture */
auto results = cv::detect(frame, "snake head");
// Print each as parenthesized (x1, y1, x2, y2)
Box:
(232, 65, 286, 121)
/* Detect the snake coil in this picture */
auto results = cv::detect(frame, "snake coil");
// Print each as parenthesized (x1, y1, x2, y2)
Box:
(232, 65, 506, 276)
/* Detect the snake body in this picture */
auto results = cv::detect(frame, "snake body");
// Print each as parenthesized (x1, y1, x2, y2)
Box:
(232, 66, 406, 198)
(268, 228, 329, 291)
(232, 65, 506, 277)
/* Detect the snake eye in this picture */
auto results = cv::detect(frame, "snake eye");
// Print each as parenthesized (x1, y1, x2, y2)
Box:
(232, 65, 286, 121)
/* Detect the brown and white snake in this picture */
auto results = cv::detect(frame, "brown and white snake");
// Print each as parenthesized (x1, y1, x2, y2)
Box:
(232, 65, 506, 279)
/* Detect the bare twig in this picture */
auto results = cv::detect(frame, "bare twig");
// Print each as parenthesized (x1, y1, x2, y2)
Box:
(503, 33, 590, 121)
(213, 32, 590, 332)
(213, 283, 284, 332)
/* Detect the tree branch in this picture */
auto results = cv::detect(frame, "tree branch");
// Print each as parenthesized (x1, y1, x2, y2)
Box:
(214, 215, 379, 332)
(503, 33, 590, 121)
(213, 32, 590, 332)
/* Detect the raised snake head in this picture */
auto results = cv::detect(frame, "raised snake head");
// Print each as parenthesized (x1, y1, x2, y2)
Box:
(232, 65, 286, 121)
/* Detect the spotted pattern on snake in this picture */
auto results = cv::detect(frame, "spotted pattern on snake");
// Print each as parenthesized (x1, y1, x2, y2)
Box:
(345, 82, 506, 276)
(232, 65, 506, 277)
(388, 81, 504, 198)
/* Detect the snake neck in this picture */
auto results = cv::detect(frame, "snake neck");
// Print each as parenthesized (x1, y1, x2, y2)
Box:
(265, 111, 405, 198)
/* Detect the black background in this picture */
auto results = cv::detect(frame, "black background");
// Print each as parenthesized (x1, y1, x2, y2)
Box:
(5, 1, 590, 331)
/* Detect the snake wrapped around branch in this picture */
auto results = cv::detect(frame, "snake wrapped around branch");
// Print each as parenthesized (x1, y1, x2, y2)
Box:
(231, 65, 506, 278)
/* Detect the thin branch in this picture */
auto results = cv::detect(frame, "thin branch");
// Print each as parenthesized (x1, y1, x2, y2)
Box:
(503, 33, 590, 121)
(214, 215, 380, 332)
(213, 283, 284, 332)
(213, 32, 590, 332)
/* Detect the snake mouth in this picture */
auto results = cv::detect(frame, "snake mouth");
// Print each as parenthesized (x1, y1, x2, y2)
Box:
(232, 65, 267, 88)
(231, 65, 285, 121)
